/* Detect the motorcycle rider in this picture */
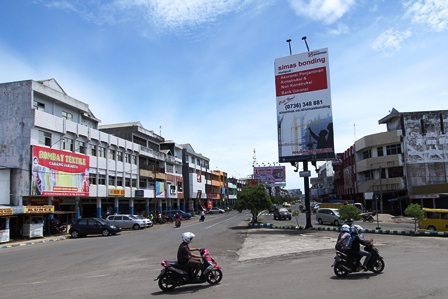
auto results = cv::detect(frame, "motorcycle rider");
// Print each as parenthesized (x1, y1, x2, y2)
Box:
(178, 232, 202, 279)
(350, 225, 371, 271)
(335, 224, 351, 251)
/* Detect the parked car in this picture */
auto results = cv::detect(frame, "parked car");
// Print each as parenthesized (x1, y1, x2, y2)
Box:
(164, 210, 192, 220)
(105, 214, 146, 230)
(273, 207, 292, 220)
(315, 208, 342, 226)
(69, 218, 121, 238)
(208, 207, 225, 214)
(134, 215, 153, 227)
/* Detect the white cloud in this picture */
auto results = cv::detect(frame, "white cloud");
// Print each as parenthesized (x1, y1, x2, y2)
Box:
(38, 0, 256, 34)
(288, 0, 356, 24)
(372, 28, 412, 55)
(404, 0, 448, 32)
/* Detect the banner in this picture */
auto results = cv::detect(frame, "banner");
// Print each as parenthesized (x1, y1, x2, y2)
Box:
(275, 48, 334, 162)
(31, 146, 90, 196)
(253, 166, 286, 186)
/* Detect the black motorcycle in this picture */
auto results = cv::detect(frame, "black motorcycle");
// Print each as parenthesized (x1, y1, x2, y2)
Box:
(332, 239, 385, 277)
(155, 248, 223, 291)
(362, 213, 375, 223)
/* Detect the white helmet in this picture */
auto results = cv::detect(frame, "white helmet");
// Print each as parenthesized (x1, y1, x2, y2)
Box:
(352, 225, 363, 234)
(182, 232, 195, 244)
(341, 224, 350, 232)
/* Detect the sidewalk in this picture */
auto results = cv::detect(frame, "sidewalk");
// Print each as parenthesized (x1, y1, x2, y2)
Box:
(0, 234, 70, 249)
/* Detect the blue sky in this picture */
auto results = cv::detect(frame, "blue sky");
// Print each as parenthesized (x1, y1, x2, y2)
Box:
(1, 0, 447, 191)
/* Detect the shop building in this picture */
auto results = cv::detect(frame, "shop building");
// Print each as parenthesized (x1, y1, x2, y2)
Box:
(100, 123, 184, 214)
(0, 79, 143, 240)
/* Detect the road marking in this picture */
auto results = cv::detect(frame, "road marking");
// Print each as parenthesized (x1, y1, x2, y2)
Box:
(204, 215, 240, 229)
(86, 274, 109, 278)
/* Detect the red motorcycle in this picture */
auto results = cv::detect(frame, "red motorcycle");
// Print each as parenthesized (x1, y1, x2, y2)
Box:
(156, 248, 223, 291)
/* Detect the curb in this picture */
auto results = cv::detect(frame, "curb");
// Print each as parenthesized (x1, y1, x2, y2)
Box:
(0, 236, 69, 249)
(248, 223, 448, 237)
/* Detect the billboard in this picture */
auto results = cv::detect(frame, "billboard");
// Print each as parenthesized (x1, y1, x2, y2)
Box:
(275, 48, 335, 162)
(31, 146, 90, 196)
(253, 166, 286, 186)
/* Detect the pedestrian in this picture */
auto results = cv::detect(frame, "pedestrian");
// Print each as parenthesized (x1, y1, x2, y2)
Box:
(200, 209, 205, 222)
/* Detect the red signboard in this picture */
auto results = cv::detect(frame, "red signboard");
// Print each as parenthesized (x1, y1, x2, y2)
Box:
(31, 146, 90, 196)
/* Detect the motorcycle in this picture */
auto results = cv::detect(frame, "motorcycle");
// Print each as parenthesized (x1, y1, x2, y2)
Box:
(155, 248, 223, 291)
(155, 216, 166, 224)
(332, 238, 385, 277)
(362, 213, 375, 223)
(175, 217, 181, 228)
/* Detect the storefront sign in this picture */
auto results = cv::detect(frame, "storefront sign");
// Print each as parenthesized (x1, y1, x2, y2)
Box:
(23, 205, 54, 214)
(109, 189, 125, 196)
(0, 208, 13, 216)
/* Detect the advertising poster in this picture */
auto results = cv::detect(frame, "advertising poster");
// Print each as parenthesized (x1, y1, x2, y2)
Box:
(31, 146, 90, 196)
(275, 48, 335, 162)
(253, 166, 286, 186)
(156, 181, 165, 198)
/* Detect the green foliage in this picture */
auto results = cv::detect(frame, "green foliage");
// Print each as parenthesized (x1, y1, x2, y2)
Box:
(338, 204, 361, 222)
(404, 203, 424, 231)
(292, 209, 300, 227)
(236, 184, 272, 223)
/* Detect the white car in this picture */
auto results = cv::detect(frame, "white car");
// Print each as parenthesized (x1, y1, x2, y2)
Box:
(208, 207, 225, 214)
(134, 215, 153, 227)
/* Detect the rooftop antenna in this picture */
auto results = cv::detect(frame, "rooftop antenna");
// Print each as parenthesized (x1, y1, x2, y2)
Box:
(286, 39, 292, 55)
(253, 148, 257, 166)
(302, 36, 310, 52)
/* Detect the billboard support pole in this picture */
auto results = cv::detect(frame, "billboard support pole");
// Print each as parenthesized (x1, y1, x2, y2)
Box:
(303, 161, 312, 229)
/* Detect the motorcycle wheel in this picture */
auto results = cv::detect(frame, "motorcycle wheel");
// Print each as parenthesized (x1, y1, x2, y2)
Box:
(333, 262, 350, 277)
(369, 218, 374, 223)
(158, 273, 177, 291)
(206, 269, 223, 285)
(371, 258, 385, 273)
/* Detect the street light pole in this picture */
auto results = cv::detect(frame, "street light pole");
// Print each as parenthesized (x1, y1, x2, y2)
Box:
(286, 39, 292, 55)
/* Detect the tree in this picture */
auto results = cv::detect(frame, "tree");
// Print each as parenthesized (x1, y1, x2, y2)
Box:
(338, 204, 361, 223)
(236, 184, 272, 223)
(404, 203, 424, 231)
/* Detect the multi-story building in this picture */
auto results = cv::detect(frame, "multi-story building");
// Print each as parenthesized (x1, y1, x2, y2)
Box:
(378, 108, 448, 209)
(99, 122, 184, 214)
(354, 130, 406, 213)
(0, 79, 142, 240)
(333, 147, 359, 202)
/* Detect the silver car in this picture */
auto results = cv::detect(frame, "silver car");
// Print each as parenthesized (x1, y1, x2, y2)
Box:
(134, 215, 153, 227)
(315, 208, 342, 226)
(106, 214, 145, 230)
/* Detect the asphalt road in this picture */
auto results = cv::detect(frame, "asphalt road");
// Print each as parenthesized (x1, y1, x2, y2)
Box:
(1, 211, 447, 299)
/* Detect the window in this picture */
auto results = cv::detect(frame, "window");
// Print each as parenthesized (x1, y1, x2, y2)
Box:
(38, 130, 51, 146)
(386, 144, 402, 155)
(139, 178, 146, 188)
(177, 181, 183, 192)
(377, 147, 383, 157)
(125, 178, 131, 187)
(131, 178, 136, 187)
(62, 111, 73, 121)
(76, 141, 86, 154)
(362, 170, 372, 181)
(117, 176, 123, 187)
(362, 149, 371, 159)
(63, 138, 74, 151)
(125, 153, 131, 163)
(98, 174, 106, 185)
(98, 147, 106, 158)
(108, 176, 115, 186)
(109, 149, 115, 160)
(131, 155, 137, 165)
(117, 151, 123, 162)
(90, 144, 97, 156)
(388, 167, 403, 178)
(89, 173, 97, 185)
(33, 100, 45, 110)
